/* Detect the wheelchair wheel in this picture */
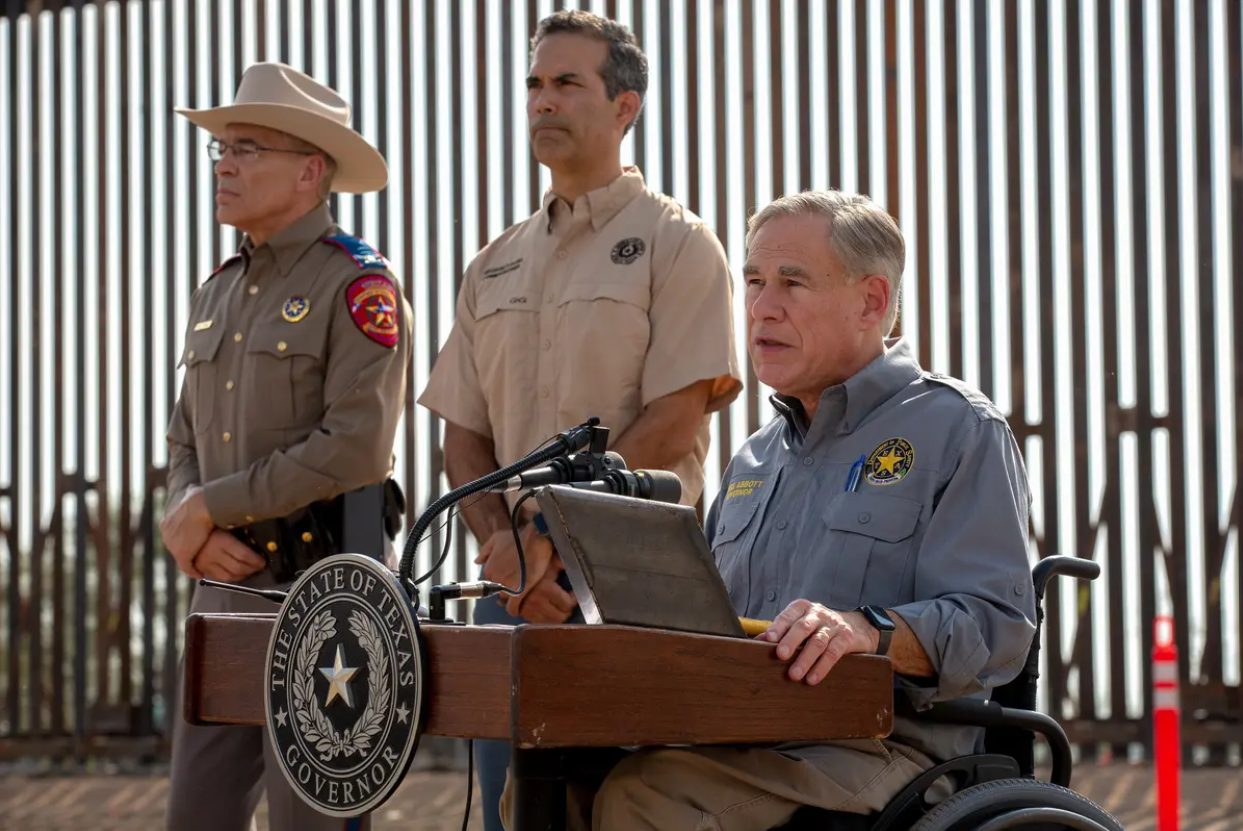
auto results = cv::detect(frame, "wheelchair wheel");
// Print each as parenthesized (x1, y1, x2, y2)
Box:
(907, 778, 1125, 831)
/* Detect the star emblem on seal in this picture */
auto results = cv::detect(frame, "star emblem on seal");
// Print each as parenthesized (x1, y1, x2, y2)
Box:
(265, 554, 428, 818)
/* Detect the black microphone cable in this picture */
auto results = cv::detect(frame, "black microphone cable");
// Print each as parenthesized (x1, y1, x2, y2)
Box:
(402, 419, 599, 589)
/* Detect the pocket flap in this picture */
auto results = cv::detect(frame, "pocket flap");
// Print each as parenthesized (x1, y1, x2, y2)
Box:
(824, 492, 921, 543)
(557, 279, 649, 310)
(247, 328, 323, 359)
(477, 286, 538, 318)
(180, 326, 224, 367)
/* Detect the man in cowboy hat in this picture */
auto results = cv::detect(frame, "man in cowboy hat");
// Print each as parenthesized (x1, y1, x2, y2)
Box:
(160, 62, 411, 831)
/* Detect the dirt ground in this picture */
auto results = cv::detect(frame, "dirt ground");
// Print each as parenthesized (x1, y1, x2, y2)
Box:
(2, 760, 1242, 830)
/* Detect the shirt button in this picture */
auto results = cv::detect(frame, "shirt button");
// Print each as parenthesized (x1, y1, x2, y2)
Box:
(557, 249, 568, 260)
(248, 285, 258, 296)
(542, 339, 552, 350)
(539, 387, 550, 399)
(765, 590, 777, 602)
(225, 380, 234, 390)
(222, 431, 232, 442)
(802, 457, 814, 466)
(277, 341, 288, 352)
(233, 332, 243, 343)
(777, 520, 788, 530)
(859, 512, 871, 524)
(1014, 584, 1026, 597)
(186, 350, 195, 360)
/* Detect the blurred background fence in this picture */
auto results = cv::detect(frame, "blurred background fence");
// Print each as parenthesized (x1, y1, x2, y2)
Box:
(1, 0, 1241, 767)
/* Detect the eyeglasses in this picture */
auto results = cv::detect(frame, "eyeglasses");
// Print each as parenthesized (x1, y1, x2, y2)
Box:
(207, 138, 317, 163)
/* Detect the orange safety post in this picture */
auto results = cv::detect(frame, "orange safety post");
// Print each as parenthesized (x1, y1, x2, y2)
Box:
(1153, 615, 1179, 831)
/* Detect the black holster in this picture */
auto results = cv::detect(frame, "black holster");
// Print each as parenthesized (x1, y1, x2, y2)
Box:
(232, 478, 404, 584)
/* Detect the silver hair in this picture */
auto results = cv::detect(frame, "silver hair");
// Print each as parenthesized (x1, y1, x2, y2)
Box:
(745, 190, 906, 336)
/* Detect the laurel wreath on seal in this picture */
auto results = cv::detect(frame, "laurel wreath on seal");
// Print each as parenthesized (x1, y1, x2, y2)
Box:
(291, 610, 391, 761)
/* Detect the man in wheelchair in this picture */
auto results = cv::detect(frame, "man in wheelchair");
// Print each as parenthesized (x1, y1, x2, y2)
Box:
(502, 190, 1123, 830)
(579, 190, 1043, 830)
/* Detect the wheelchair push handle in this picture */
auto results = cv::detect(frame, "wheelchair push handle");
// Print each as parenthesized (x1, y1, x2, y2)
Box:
(1033, 555, 1099, 599)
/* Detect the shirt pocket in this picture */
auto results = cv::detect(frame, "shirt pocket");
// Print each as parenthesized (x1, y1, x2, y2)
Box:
(245, 322, 329, 431)
(555, 280, 651, 396)
(710, 470, 780, 609)
(181, 326, 225, 435)
(820, 492, 922, 610)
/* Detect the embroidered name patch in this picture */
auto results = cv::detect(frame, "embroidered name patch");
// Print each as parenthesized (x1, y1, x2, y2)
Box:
(483, 259, 522, 279)
(865, 438, 914, 486)
(346, 275, 400, 348)
(726, 479, 764, 499)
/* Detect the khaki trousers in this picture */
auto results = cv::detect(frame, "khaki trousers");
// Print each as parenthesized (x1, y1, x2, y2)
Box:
(164, 574, 372, 831)
(500, 739, 933, 831)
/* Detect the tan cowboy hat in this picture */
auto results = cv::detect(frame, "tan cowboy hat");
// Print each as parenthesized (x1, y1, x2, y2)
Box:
(176, 62, 387, 193)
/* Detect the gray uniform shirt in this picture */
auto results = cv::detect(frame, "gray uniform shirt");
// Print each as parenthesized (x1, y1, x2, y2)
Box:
(705, 338, 1037, 764)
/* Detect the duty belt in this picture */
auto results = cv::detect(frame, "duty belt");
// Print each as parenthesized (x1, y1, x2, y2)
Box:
(232, 479, 404, 584)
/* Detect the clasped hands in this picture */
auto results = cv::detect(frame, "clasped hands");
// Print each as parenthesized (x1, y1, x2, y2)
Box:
(159, 486, 266, 583)
(474, 522, 577, 624)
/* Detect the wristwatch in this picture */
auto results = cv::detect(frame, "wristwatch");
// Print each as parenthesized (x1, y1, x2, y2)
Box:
(855, 605, 896, 656)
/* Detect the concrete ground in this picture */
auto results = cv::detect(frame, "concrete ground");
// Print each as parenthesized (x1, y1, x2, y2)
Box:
(1, 761, 1240, 829)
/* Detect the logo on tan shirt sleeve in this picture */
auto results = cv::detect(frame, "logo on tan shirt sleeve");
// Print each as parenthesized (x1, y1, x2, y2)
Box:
(611, 238, 646, 265)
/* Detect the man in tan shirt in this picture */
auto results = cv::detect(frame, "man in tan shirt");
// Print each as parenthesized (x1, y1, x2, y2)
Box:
(159, 63, 411, 831)
(417, 11, 741, 830)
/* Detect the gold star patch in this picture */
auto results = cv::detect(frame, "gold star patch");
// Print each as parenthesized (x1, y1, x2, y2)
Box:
(865, 438, 914, 486)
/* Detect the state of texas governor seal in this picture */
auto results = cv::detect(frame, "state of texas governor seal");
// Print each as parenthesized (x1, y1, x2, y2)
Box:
(265, 553, 428, 817)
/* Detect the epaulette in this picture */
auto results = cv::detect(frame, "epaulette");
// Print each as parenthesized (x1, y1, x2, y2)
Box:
(322, 233, 390, 270)
(924, 372, 1004, 422)
(209, 253, 243, 279)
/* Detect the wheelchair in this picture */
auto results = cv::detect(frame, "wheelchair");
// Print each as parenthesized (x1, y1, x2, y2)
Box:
(776, 555, 1126, 831)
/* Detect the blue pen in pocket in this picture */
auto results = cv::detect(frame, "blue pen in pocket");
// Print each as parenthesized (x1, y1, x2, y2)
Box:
(844, 454, 866, 492)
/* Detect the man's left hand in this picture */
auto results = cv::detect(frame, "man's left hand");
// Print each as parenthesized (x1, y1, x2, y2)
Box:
(160, 486, 215, 576)
(759, 599, 878, 685)
(516, 566, 577, 624)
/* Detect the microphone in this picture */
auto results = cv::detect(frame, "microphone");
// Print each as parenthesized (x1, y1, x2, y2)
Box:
(489, 451, 626, 494)
(568, 468, 682, 504)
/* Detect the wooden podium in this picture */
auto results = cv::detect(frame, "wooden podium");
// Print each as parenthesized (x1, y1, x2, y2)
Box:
(185, 613, 895, 830)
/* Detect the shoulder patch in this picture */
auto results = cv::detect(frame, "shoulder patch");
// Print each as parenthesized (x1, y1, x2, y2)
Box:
(322, 234, 390, 270)
(209, 253, 243, 279)
(346, 273, 401, 348)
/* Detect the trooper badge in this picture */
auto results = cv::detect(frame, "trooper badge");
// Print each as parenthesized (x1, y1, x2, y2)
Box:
(266, 553, 427, 818)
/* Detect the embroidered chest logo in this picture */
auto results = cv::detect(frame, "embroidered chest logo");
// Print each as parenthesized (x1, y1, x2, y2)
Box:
(346, 276, 401, 348)
(726, 479, 764, 499)
(865, 438, 914, 486)
(283, 296, 310, 322)
(611, 238, 646, 265)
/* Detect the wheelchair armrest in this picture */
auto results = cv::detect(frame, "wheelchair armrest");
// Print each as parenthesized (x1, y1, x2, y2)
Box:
(910, 699, 1072, 788)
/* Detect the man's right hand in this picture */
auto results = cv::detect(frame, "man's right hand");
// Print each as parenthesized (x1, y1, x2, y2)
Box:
(475, 522, 555, 604)
(192, 530, 267, 583)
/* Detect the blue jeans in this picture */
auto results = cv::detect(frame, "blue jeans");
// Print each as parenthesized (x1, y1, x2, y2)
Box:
(472, 572, 584, 831)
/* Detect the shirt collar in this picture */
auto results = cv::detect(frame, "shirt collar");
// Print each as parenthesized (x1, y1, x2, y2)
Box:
(541, 166, 646, 234)
(771, 338, 925, 441)
(241, 202, 335, 276)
